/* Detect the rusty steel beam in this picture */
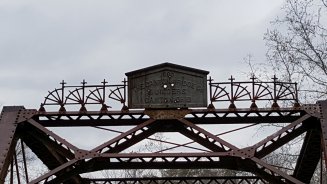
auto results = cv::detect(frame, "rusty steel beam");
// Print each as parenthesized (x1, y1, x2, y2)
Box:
(90, 119, 156, 153)
(97, 121, 160, 153)
(20, 140, 29, 183)
(36, 155, 247, 184)
(41, 153, 304, 184)
(29, 159, 79, 184)
(32, 119, 158, 183)
(27, 119, 79, 153)
(34, 108, 303, 127)
(178, 118, 239, 151)
(0, 106, 24, 183)
(255, 124, 306, 159)
(19, 123, 75, 161)
(250, 115, 310, 158)
(31, 114, 310, 184)
(293, 125, 321, 183)
(13, 150, 21, 184)
(251, 157, 305, 184)
(18, 123, 82, 184)
(17, 113, 314, 183)
(236, 158, 287, 184)
(1, 103, 325, 183)
(253, 115, 312, 158)
(318, 100, 327, 170)
(83, 176, 267, 184)
(94, 126, 210, 152)
(158, 123, 258, 153)
(178, 125, 226, 152)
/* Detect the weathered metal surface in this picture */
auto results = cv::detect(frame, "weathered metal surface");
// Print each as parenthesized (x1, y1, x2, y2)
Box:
(144, 109, 191, 119)
(19, 122, 82, 184)
(84, 176, 267, 184)
(252, 114, 311, 158)
(126, 63, 209, 109)
(0, 105, 322, 183)
(303, 103, 321, 118)
(209, 75, 299, 109)
(1, 63, 325, 183)
(39, 64, 302, 111)
(0, 106, 24, 183)
(39, 79, 128, 112)
(293, 120, 321, 183)
(251, 157, 305, 184)
(318, 100, 327, 168)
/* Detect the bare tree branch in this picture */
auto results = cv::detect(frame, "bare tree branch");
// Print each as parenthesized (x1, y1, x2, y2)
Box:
(264, 0, 327, 103)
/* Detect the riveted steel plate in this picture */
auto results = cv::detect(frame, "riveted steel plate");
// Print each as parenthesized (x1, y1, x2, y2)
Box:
(126, 63, 209, 109)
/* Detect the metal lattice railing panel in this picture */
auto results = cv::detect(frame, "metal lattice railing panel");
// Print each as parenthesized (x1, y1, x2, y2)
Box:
(39, 79, 128, 113)
(208, 75, 299, 110)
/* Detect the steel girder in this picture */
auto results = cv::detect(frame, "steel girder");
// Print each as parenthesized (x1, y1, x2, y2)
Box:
(84, 176, 267, 184)
(0, 106, 24, 183)
(0, 105, 326, 184)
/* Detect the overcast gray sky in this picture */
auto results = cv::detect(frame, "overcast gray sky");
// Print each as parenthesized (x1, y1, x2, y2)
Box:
(1, 1, 293, 180)
(0, 0, 284, 109)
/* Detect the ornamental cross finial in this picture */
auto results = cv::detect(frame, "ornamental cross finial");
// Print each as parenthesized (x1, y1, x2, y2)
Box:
(81, 79, 87, 86)
(228, 75, 235, 83)
(272, 75, 278, 82)
(60, 80, 66, 88)
(101, 79, 108, 85)
(122, 78, 127, 84)
(250, 74, 256, 81)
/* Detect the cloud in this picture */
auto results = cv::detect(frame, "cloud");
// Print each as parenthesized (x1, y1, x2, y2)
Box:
(0, 0, 284, 106)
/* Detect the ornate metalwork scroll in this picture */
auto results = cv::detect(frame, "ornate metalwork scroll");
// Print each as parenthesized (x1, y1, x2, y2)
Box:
(39, 79, 128, 112)
(40, 75, 300, 112)
(208, 75, 299, 110)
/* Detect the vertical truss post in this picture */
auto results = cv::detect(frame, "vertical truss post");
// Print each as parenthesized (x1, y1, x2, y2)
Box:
(318, 100, 327, 170)
(321, 150, 323, 184)
(10, 159, 13, 184)
(13, 150, 21, 184)
(208, 76, 213, 108)
(20, 140, 29, 183)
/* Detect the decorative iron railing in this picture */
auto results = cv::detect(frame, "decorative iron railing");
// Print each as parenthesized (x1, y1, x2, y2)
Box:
(208, 75, 299, 110)
(39, 76, 299, 112)
(39, 79, 128, 112)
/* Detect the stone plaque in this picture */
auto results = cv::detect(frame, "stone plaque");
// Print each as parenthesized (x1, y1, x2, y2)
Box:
(126, 63, 209, 109)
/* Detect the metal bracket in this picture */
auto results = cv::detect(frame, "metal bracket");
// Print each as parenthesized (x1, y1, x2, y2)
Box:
(17, 109, 37, 123)
(228, 147, 256, 158)
(75, 149, 100, 160)
(302, 104, 321, 118)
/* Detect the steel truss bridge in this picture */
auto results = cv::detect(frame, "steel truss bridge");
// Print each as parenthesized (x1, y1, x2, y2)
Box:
(0, 74, 326, 184)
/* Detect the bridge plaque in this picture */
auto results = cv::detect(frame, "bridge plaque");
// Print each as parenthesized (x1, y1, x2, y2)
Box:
(126, 63, 209, 109)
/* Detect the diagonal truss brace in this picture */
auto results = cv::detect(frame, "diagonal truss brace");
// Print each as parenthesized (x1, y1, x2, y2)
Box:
(28, 159, 78, 184)
(178, 118, 306, 184)
(251, 114, 311, 158)
(29, 119, 157, 183)
(27, 119, 79, 154)
(91, 119, 156, 153)
(178, 118, 238, 151)
(3, 107, 318, 184)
